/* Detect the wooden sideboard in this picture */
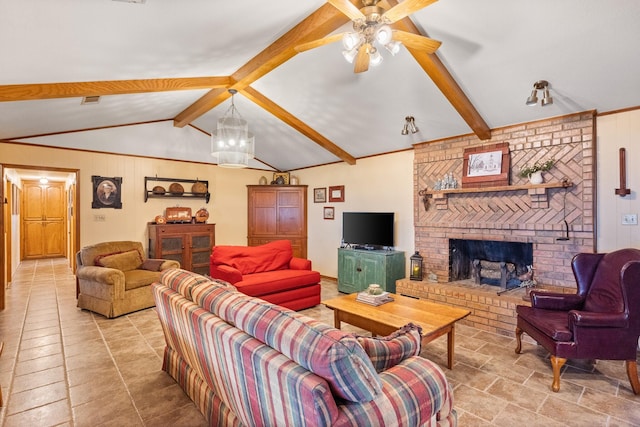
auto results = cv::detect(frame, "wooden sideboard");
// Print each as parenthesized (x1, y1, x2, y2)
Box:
(148, 222, 215, 276)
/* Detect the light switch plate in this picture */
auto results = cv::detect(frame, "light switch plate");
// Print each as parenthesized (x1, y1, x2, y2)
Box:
(622, 214, 638, 225)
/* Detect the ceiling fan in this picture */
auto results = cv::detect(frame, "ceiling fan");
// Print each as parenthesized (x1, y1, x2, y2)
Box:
(296, 0, 441, 73)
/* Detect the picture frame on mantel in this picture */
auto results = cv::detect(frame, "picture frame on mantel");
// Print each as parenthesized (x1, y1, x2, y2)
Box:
(462, 142, 510, 188)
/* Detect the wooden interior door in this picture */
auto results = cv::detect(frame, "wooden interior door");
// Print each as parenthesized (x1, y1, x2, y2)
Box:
(22, 181, 66, 259)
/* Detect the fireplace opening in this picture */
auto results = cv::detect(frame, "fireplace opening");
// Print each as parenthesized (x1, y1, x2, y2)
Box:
(449, 239, 533, 288)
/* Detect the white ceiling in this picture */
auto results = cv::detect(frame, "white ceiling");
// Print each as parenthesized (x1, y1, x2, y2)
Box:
(1, 0, 639, 172)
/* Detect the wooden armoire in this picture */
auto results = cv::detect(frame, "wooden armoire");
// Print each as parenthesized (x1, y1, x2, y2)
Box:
(247, 185, 307, 259)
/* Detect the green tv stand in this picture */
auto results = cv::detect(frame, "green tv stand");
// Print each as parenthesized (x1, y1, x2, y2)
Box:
(337, 248, 406, 294)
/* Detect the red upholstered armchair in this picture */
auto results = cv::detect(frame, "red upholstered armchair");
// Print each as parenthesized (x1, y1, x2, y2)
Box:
(515, 248, 640, 394)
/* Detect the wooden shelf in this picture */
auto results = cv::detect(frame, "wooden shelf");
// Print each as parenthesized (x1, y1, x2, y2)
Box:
(144, 176, 210, 203)
(420, 181, 572, 197)
(419, 180, 573, 211)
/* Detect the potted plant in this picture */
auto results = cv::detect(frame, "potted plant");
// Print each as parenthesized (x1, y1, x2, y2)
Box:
(518, 159, 554, 184)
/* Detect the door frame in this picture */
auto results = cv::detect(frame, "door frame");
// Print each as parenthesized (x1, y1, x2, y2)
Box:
(0, 163, 80, 310)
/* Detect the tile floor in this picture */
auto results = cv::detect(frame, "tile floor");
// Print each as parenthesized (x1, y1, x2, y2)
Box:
(0, 258, 638, 426)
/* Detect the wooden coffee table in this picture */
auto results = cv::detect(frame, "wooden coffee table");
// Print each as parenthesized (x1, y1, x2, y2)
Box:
(322, 293, 471, 369)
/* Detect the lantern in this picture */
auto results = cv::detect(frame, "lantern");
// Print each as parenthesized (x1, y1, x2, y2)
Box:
(410, 251, 423, 281)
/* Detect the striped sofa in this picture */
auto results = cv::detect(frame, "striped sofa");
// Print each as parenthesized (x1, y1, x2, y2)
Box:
(152, 269, 457, 426)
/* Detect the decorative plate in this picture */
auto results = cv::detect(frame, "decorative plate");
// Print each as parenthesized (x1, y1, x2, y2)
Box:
(169, 182, 184, 195)
(152, 185, 166, 195)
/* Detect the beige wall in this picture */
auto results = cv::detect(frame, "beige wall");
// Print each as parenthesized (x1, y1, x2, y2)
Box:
(296, 151, 415, 278)
(0, 140, 264, 255)
(596, 109, 640, 251)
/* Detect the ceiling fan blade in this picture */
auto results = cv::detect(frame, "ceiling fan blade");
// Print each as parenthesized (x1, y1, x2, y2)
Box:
(354, 44, 370, 73)
(295, 33, 345, 53)
(328, 0, 365, 21)
(393, 30, 441, 53)
(382, 0, 438, 23)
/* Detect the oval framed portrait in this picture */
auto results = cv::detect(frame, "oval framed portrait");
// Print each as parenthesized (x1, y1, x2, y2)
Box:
(92, 176, 122, 209)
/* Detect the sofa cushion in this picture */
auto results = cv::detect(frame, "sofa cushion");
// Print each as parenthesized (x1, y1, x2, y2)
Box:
(354, 323, 422, 373)
(193, 285, 382, 403)
(211, 240, 292, 275)
(96, 249, 143, 271)
(124, 269, 162, 291)
(516, 306, 573, 341)
(233, 269, 320, 297)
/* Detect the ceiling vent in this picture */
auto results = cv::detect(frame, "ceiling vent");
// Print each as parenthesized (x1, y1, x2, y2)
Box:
(81, 96, 101, 105)
(112, 0, 146, 3)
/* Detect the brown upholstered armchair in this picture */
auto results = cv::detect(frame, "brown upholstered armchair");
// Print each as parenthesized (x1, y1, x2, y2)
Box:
(76, 241, 180, 318)
(515, 248, 640, 394)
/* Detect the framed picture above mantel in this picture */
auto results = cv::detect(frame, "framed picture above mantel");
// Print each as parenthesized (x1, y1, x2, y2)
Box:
(461, 142, 510, 188)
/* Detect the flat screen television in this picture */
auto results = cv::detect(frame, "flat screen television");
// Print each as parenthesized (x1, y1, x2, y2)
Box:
(342, 212, 395, 249)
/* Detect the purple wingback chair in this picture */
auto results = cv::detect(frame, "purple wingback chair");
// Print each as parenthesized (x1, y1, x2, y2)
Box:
(515, 248, 640, 393)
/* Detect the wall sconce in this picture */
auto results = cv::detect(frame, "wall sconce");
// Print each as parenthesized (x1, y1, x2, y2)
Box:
(410, 251, 423, 281)
(525, 80, 553, 107)
(401, 116, 419, 135)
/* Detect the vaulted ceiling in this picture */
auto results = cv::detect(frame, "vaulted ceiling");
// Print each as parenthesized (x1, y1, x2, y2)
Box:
(1, 0, 639, 171)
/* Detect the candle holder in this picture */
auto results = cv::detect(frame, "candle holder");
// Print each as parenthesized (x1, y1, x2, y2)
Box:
(410, 251, 423, 281)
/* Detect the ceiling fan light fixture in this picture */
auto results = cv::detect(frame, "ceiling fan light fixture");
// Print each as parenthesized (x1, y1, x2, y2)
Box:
(342, 47, 358, 63)
(211, 89, 255, 168)
(342, 32, 362, 51)
(369, 47, 383, 66)
(375, 25, 393, 45)
(384, 40, 401, 55)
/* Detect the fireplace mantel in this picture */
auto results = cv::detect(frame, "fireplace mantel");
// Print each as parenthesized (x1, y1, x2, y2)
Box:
(419, 180, 573, 211)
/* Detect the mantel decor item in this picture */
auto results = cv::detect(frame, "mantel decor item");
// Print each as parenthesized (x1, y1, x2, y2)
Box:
(92, 176, 122, 209)
(314, 187, 326, 203)
(462, 142, 510, 188)
(518, 159, 554, 184)
(410, 251, 423, 281)
(329, 185, 345, 202)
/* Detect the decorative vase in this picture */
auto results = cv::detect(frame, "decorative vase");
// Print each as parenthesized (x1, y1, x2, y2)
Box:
(529, 171, 544, 184)
(258, 176, 267, 185)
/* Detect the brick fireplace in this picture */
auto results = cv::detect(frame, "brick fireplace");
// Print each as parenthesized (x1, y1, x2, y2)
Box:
(397, 111, 596, 336)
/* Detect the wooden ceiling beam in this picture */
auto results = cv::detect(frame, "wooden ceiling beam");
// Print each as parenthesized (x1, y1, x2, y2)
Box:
(385, 0, 491, 140)
(173, 3, 352, 128)
(0, 77, 232, 102)
(241, 87, 356, 165)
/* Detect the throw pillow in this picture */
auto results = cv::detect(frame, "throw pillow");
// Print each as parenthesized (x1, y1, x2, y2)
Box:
(354, 323, 422, 373)
(95, 249, 143, 272)
(140, 259, 165, 272)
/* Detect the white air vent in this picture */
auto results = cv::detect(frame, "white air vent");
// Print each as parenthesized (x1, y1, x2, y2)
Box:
(81, 96, 101, 105)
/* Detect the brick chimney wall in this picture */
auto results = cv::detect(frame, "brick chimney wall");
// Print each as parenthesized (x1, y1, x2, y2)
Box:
(413, 111, 596, 289)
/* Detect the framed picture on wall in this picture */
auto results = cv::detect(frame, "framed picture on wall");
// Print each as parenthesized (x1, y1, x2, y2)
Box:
(323, 206, 335, 220)
(92, 176, 122, 209)
(328, 185, 345, 202)
(461, 143, 510, 188)
(313, 187, 326, 203)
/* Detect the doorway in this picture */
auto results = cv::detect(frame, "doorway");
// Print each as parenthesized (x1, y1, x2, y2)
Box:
(1, 164, 79, 310)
